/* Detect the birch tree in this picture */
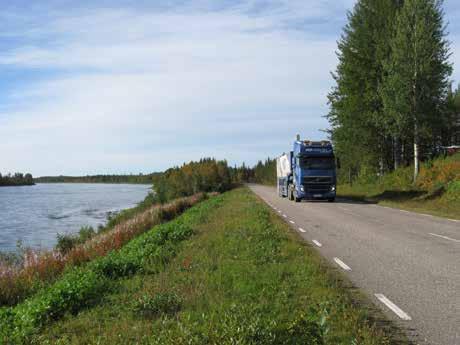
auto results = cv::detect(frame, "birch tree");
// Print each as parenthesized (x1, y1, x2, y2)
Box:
(381, 0, 451, 181)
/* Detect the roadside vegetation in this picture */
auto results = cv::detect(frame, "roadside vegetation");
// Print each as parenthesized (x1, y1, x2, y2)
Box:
(27, 188, 394, 345)
(338, 153, 460, 218)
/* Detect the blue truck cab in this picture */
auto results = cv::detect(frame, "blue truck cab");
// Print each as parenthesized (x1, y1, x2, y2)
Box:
(277, 136, 337, 202)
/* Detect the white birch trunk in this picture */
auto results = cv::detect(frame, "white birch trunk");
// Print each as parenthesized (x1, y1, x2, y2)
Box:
(413, 121, 420, 182)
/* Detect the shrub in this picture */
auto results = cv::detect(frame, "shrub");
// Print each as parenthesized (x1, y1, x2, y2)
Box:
(55, 226, 96, 255)
(133, 292, 182, 317)
(417, 154, 460, 191)
(55, 233, 80, 255)
(445, 180, 460, 201)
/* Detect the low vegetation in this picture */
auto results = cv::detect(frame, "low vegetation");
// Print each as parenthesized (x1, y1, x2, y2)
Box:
(338, 153, 460, 218)
(30, 188, 395, 345)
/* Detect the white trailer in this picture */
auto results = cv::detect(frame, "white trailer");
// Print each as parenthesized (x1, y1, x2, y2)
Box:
(276, 153, 292, 197)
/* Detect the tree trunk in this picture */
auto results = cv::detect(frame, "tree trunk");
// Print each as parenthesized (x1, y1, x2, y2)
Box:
(394, 136, 400, 170)
(413, 121, 420, 183)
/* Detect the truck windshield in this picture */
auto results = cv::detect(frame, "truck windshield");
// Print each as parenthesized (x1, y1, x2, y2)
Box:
(299, 157, 335, 170)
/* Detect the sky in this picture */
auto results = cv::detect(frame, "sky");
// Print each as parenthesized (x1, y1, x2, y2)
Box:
(1, 0, 460, 176)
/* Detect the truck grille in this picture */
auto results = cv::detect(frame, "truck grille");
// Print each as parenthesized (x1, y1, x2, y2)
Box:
(302, 176, 332, 184)
(302, 176, 332, 193)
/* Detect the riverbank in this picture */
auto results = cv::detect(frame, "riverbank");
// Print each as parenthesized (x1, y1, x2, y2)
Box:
(0, 192, 206, 308)
(22, 188, 399, 344)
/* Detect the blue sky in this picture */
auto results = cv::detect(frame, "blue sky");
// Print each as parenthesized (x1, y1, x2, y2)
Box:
(1, 0, 460, 176)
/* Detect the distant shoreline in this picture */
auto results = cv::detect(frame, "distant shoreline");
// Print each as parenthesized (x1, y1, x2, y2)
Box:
(34, 181, 152, 185)
(34, 173, 159, 185)
(0, 183, 35, 187)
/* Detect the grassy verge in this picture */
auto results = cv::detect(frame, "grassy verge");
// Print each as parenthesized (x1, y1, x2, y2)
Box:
(338, 153, 460, 219)
(337, 184, 460, 219)
(32, 188, 395, 345)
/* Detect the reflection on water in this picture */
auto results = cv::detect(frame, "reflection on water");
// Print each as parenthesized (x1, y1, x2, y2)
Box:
(0, 183, 150, 252)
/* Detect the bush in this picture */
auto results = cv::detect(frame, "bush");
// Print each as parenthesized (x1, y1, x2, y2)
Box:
(445, 180, 460, 201)
(55, 226, 96, 254)
(417, 154, 460, 191)
(133, 292, 182, 317)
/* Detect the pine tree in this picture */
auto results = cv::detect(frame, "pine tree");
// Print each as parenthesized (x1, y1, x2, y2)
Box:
(380, 0, 451, 181)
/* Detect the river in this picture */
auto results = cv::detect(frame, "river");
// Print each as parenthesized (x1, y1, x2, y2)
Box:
(0, 183, 150, 252)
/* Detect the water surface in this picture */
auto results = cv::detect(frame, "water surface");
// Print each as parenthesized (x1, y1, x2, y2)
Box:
(0, 183, 150, 252)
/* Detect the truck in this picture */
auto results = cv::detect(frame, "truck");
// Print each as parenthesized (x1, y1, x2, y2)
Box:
(277, 135, 338, 202)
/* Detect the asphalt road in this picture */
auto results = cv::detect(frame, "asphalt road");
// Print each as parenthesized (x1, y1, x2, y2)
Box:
(249, 184, 459, 345)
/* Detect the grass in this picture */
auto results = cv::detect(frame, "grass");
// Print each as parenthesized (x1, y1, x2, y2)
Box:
(337, 184, 460, 219)
(338, 154, 460, 219)
(31, 188, 397, 345)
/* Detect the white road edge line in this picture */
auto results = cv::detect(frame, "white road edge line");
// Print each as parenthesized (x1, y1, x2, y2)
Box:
(312, 240, 322, 247)
(298, 227, 306, 233)
(333, 257, 352, 271)
(374, 294, 412, 320)
(289, 220, 295, 224)
(429, 233, 460, 243)
(448, 218, 459, 222)
(278, 210, 282, 214)
(283, 214, 287, 218)
(420, 213, 433, 218)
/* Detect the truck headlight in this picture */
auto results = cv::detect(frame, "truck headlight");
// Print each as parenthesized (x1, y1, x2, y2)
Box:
(300, 185, 305, 192)
(331, 185, 336, 192)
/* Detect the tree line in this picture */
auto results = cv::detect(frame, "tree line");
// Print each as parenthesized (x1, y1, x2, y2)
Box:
(150, 158, 278, 203)
(0, 173, 34, 186)
(327, 0, 459, 183)
(34, 173, 160, 184)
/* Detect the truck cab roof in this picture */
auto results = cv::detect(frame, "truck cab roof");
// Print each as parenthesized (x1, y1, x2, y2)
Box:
(293, 140, 334, 157)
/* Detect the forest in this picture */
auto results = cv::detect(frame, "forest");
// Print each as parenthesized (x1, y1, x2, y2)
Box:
(34, 173, 160, 184)
(327, 0, 460, 183)
(149, 157, 276, 203)
(0, 173, 34, 186)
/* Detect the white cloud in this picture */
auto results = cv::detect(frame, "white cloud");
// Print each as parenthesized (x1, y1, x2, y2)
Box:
(0, 1, 351, 175)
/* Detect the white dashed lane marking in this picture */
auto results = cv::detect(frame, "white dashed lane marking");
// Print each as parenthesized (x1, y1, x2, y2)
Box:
(429, 233, 460, 243)
(375, 294, 412, 320)
(289, 220, 295, 224)
(312, 240, 322, 247)
(333, 257, 352, 271)
(298, 227, 306, 233)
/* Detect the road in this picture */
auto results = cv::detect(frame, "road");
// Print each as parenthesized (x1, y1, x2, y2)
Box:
(249, 184, 459, 345)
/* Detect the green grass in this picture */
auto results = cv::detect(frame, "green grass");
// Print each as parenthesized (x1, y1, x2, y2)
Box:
(337, 184, 460, 219)
(338, 154, 460, 219)
(31, 188, 397, 345)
